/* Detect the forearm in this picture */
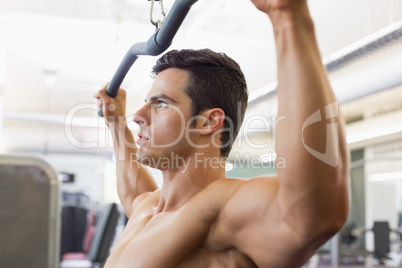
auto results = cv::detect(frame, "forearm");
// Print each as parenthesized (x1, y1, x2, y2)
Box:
(111, 121, 158, 215)
(270, 7, 349, 230)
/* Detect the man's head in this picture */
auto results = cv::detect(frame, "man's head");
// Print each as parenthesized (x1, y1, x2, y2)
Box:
(151, 49, 248, 157)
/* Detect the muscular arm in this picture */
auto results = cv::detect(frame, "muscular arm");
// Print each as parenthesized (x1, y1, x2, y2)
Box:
(218, 1, 349, 266)
(95, 87, 158, 217)
(271, 0, 349, 237)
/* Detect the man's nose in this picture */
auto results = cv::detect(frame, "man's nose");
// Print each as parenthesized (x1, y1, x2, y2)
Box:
(133, 105, 149, 126)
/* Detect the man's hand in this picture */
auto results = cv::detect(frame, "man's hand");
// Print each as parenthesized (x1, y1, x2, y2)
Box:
(94, 85, 127, 127)
(94, 85, 158, 217)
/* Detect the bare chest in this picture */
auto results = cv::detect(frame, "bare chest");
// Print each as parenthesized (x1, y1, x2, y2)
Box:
(105, 208, 256, 268)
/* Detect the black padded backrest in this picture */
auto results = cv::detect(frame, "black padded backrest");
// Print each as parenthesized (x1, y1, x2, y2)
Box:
(399, 212, 402, 240)
(373, 221, 390, 257)
(88, 203, 120, 264)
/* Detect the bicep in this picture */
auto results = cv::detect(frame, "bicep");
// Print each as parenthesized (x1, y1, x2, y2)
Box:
(117, 164, 158, 217)
(218, 177, 316, 267)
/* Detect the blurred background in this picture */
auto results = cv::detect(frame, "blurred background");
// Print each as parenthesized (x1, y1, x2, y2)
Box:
(0, 0, 401, 267)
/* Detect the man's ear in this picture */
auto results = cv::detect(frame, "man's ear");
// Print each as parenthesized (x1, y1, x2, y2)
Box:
(200, 108, 225, 135)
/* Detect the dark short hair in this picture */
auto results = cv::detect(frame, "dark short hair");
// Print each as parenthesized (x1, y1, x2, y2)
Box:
(152, 49, 248, 158)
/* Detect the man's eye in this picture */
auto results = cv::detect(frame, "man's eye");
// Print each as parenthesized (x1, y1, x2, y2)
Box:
(157, 101, 168, 108)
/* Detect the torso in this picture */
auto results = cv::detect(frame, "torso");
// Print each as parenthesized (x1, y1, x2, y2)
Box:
(104, 179, 258, 268)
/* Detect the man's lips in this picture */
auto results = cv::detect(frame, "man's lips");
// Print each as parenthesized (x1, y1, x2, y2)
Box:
(136, 133, 149, 144)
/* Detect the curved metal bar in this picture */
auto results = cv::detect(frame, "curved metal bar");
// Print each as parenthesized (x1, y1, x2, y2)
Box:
(99, 0, 199, 117)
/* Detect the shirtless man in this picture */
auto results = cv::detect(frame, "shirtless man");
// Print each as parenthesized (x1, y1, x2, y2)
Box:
(94, 0, 349, 267)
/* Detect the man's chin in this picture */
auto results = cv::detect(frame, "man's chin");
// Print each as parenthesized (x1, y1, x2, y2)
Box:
(136, 151, 147, 163)
(136, 152, 158, 169)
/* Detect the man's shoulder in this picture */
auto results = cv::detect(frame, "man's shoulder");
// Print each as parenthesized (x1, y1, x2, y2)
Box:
(136, 188, 161, 202)
(199, 178, 248, 202)
(203, 176, 278, 198)
(209, 175, 280, 224)
(131, 189, 161, 214)
(188, 178, 255, 215)
(209, 177, 248, 189)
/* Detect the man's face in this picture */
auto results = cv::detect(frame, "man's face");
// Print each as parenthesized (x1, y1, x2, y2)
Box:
(133, 68, 195, 168)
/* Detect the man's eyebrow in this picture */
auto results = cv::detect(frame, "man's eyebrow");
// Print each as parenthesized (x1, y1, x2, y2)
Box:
(145, 94, 178, 104)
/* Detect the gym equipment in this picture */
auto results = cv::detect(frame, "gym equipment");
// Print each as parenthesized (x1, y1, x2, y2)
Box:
(340, 221, 402, 265)
(98, 0, 199, 117)
(60, 191, 92, 255)
(0, 154, 60, 268)
(60, 203, 120, 268)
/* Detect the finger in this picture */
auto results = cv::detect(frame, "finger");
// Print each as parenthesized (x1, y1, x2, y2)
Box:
(93, 84, 109, 97)
(96, 88, 113, 102)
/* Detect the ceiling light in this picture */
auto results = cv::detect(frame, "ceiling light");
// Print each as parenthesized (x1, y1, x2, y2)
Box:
(43, 69, 58, 88)
(368, 171, 402, 182)
(346, 123, 402, 144)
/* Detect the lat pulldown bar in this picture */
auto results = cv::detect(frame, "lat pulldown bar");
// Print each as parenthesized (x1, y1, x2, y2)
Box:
(99, 0, 199, 117)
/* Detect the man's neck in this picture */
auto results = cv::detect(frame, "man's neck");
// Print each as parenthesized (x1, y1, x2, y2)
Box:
(156, 152, 226, 213)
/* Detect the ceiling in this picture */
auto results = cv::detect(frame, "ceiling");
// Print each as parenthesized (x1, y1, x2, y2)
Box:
(1, 0, 402, 156)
